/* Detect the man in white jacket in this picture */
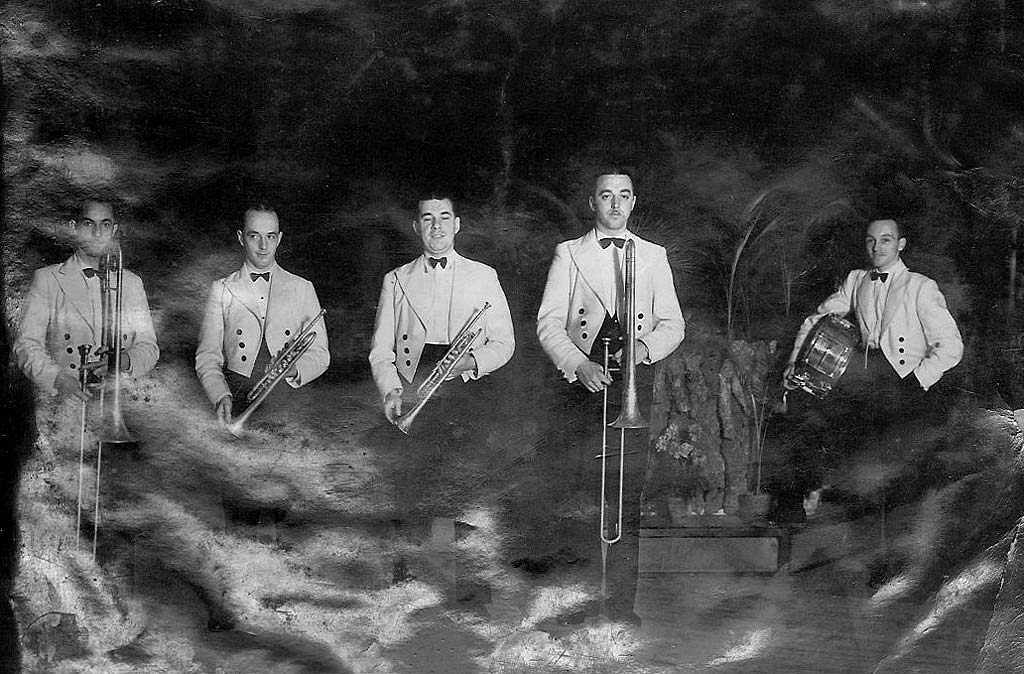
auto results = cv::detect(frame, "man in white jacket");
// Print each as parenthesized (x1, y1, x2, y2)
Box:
(784, 218, 962, 395)
(369, 195, 515, 424)
(537, 172, 684, 390)
(195, 205, 329, 426)
(535, 170, 685, 626)
(773, 218, 964, 522)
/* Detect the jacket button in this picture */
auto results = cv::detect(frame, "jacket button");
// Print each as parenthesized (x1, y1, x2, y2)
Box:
(580, 320, 587, 327)
(239, 342, 245, 348)
(898, 347, 904, 353)
(64, 333, 71, 340)
(898, 337, 905, 342)
(285, 329, 291, 336)
(405, 360, 411, 367)
(582, 332, 588, 340)
(66, 347, 73, 354)
(403, 347, 410, 354)
(241, 355, 247, 362)
(578, 308, 585, 315)
(899, 359, 905, 365)
(70, 363, 77, 370)
(402, 334, 408, 340)
(236, 329, 242, 335)
(638, 313, 644, 320)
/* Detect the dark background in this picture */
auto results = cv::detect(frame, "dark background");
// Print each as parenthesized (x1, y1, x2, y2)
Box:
(3, 0, 1024, 668)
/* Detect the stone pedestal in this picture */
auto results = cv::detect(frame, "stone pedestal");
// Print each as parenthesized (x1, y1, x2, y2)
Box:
(638, 526, 790, 574)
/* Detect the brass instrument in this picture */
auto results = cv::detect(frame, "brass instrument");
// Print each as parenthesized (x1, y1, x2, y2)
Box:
(610, 239, 647, 430)
(75, 344, 91, 552)
(96, 244, 136, 450)
(226, 309, 326, 438)
(394, 302, 491, 435)
(599, 238, 648, 547)
(75, 244, 135, 559)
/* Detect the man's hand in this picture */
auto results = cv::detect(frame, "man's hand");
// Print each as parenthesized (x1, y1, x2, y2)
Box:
(781, 363, 797, 390)
(55, 372, 91, 402)
(449, 353, 478, 378)
(614, 340, 650, 364)
(384, 389, 403, 423)
(575, 360, 613, 393)
(216, 396, 233, 426)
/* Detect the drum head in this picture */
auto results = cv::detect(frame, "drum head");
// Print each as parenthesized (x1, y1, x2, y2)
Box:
(792, 315, 860, 398)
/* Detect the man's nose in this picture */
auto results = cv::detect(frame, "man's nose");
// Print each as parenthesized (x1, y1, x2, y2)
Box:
(258, 237, 268, 249)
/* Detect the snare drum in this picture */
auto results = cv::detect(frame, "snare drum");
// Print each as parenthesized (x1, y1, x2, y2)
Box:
(789, 314, 860, 398)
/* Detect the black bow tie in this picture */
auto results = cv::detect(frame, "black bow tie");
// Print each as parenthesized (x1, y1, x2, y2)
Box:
(599, 237, 626, 249)
(82, 268, 97, 279)
(250, 272, 270, 282)
(428, 257, 448, 269)
(870, 270, 889, 283)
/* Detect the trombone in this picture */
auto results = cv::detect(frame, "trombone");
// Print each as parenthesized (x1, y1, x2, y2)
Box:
(598, 238, 647, 546)
(77, 243, 136, 560)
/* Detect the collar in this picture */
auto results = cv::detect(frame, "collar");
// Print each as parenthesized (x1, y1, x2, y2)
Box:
(872, 258, 907, 280)
(591, 228, 633, 243)
(243, 262, 278, 279)
(420, 250, 460, 273)
(71, 253, 100, 280)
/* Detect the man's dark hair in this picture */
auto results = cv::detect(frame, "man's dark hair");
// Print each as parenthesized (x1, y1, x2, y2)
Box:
(244, 203, 277, 216)
(417, 194, 457, 215)
(78, 198, 116, 219)
(593, 165, 637, 189)
(867, 218, 907, 239)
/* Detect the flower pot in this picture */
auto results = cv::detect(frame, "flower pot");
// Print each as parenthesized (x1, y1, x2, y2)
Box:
(738, 492, 773, 526)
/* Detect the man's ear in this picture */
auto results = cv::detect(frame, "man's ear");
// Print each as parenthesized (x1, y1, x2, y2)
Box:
(898, 237, 907, 252)
(236, 230, 244, 247)
(454, 217, 461, 236)
(588, 196, 595, 212)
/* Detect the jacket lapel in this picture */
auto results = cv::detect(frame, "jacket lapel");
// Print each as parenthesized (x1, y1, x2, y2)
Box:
(568, 233, 613, 314)
(880, 270, 911, 334)
(222, 267, 262, 322)
(55, 258, 96, 330)
(395, 258, 429, 327)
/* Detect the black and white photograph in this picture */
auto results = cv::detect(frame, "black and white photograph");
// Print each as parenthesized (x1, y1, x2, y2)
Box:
(3, 1, 1024, 672)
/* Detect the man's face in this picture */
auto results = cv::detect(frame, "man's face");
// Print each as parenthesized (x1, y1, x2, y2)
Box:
(865, 219, 906, 270)
(71, 201, 117, 258)
(237, 210, 282, 270)
(414, 198, 460, 256)
(590, 174, 636, 234)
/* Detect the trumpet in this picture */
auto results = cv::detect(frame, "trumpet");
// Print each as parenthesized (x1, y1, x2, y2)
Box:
(226, 309, 326, 437)
(394, 302, 491, 435)
(599, 238, 647, 546)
